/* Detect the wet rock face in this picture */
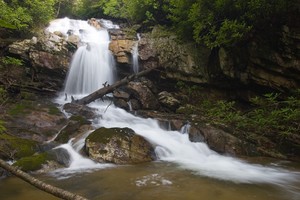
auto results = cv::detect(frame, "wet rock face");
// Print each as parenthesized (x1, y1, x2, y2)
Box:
(4, 101, 67, 143)
(109, 39, 135, 64)
(8, 31, 79, 92)
(85, 127, 156, 164)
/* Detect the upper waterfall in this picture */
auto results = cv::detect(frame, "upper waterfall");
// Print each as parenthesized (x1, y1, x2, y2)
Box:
(47, 18, 117, 95)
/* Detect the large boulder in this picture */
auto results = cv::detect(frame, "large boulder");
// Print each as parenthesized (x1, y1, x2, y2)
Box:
(189, 125, 257, 156)
(126, 81, 159, 110)
(85, 127, 156, 164)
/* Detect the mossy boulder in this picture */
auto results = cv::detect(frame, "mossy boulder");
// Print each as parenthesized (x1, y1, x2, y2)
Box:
(13, 153, 50, 172)
(0, 133, 39, 160)
(85, 127, 156, 164)
(12, 147, 71, 172)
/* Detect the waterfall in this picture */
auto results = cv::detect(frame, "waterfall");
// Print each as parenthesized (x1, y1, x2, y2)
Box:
(47, 18, 116, 96)
(180, 121, 191, 134)
(127, 100, 133, 111)
(49, 18, 298, 185)
(132, 33, 141, 74)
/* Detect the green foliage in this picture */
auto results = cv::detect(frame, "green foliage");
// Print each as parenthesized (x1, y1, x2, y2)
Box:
(168, 0, 293, 48)
(0, 0, 56, 32)
(90, 0, 295, 48)
(0, 56, 23, 66)
(186, 91, 300, 140)
(93, 0, 169, 24)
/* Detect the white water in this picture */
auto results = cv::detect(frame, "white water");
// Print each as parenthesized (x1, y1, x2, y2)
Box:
(47, 18, 116, 95)
(49, 18, 299, 185)
(132, 33, 141, 74)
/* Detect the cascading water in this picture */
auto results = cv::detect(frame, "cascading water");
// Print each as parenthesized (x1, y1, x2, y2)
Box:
(47, 17, 117, 96)
(49, 18, 299, 187)
(132, 33, 141, 74)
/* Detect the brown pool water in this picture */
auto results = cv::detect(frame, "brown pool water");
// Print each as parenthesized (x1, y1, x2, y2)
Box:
(1, 160, 299, 200)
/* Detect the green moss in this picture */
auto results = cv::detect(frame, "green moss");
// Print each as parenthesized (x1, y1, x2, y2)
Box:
(8, 100, 34, 116)
(86, 127, 134, 144)
(0, 134, 38, 159)
(47, 106, 61, 115)
(13, 153, 49, 172)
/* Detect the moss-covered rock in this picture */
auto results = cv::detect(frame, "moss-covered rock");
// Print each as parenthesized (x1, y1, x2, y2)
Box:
(0, 133, 38, 160)
(13, 153, 50, 172)
(85, 127, 156, 164)
(4, 99, 67, 143)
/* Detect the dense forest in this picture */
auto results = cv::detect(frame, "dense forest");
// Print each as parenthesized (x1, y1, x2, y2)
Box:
(1, 0, 298, 47)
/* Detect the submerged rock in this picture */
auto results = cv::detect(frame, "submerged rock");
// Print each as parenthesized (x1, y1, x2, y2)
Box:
(85, 127, 156, 164)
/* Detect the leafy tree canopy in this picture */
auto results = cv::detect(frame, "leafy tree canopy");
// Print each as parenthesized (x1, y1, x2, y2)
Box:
(80, 0, 297, 48)
(0, 0, 56, 33)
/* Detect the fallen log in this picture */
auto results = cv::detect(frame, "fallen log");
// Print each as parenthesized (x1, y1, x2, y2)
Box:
(0, 159, 88, 200)
(75, 66, 158, 105)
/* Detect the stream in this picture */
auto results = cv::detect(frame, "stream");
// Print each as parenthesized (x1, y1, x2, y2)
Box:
(1, 18, 299, 200)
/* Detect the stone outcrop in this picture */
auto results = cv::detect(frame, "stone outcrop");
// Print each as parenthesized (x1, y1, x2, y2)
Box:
(85, 127, 155, 164)
(218, 25, 300, 91)
(113, 78, 159, 111)
(8, 31, 79, 92)
(158, 91, 180, 111)
(4, 100, 67, 143)
(109, 25, 299, 93)
(109, 26, 211, 83)
(109, 39, 135, 64)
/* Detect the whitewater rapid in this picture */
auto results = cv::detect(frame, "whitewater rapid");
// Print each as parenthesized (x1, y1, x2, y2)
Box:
(48, 18, 299, 186)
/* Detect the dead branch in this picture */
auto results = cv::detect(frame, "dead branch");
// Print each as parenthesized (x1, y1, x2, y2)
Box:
(75, 66, 158, 105)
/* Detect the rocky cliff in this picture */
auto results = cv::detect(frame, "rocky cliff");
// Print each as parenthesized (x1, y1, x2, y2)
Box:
(109, 25, 299, 93)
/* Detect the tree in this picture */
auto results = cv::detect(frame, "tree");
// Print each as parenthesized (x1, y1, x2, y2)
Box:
(0, 0, 56, 33)
(168, 0, 295, 48)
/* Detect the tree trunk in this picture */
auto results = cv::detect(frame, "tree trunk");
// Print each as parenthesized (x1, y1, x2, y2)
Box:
(75, 66, 158, 105)
(0, 159, 88, 200)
